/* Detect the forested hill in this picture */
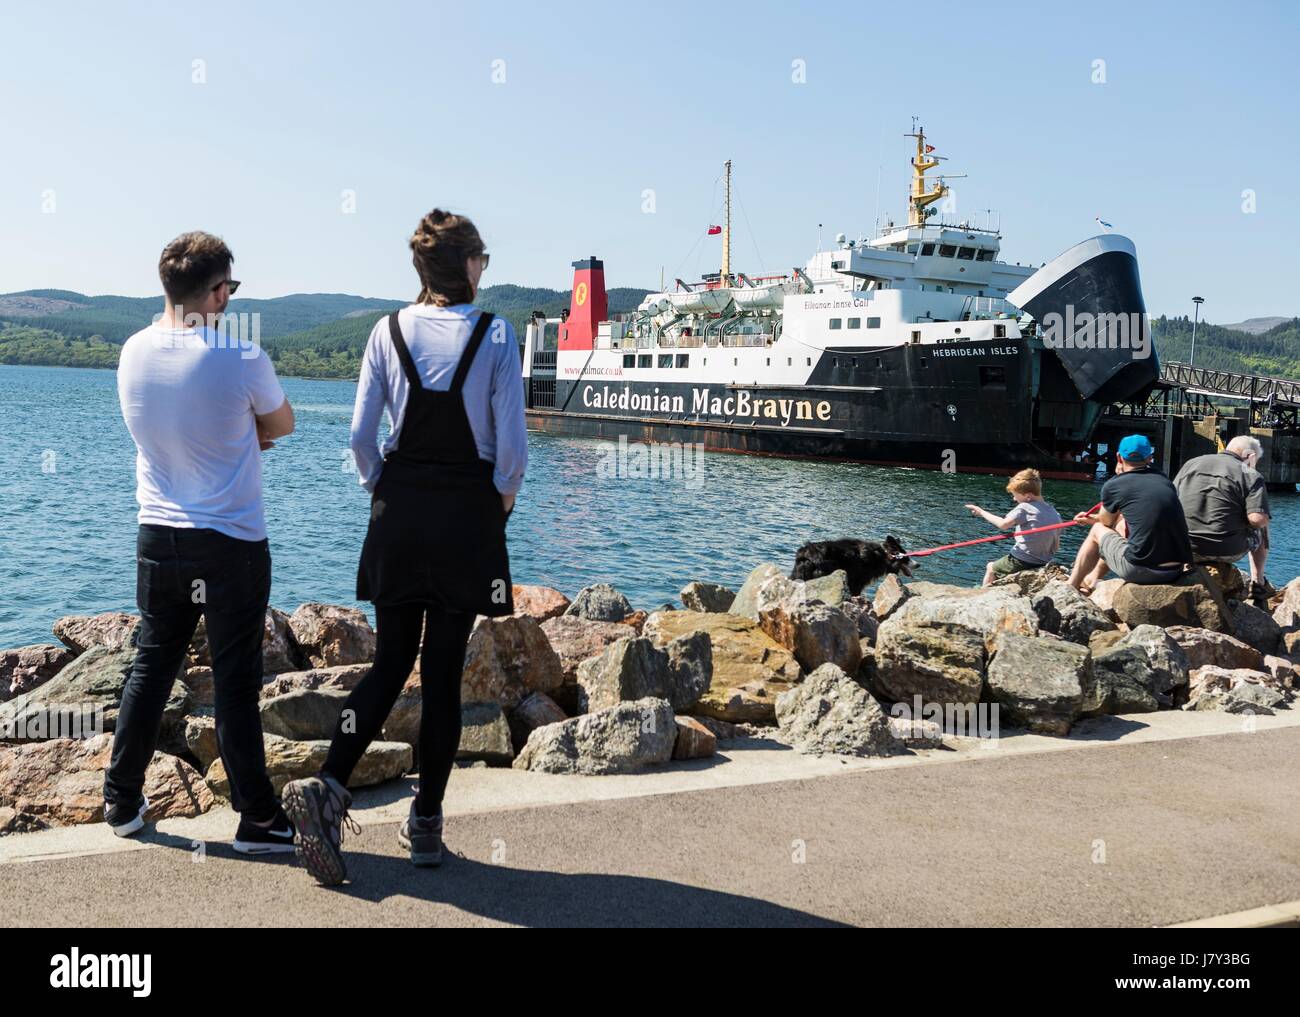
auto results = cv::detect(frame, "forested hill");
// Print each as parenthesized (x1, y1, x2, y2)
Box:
(1150, 315, 1300, 376)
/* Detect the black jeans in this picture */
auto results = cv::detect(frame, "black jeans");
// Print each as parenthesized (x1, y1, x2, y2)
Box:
(104, 524, 278, 822)
(323, 603, 475, 818)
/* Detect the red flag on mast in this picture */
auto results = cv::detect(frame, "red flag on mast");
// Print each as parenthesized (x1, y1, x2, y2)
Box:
(707, 225, 722, 235)
(924, 144, 935, 153)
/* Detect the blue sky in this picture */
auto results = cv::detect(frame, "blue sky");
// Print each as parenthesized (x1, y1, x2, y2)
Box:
(1, 0, 1296, 322)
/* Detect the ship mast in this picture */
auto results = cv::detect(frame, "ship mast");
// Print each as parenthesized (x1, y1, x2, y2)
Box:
(905, 121, 947, 227)
(721, 159, 732, 286)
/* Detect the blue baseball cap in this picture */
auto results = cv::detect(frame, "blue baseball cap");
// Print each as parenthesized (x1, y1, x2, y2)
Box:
(1117, 434, 1154, 462)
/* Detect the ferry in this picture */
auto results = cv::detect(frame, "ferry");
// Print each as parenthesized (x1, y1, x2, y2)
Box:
(521, 126, 1157, 480)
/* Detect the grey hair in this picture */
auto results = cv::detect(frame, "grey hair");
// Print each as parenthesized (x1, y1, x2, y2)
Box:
(1227, 435, 1264, 461)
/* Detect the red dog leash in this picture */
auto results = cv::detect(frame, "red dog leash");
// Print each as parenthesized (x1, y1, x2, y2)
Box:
(905, 502, 1104, 559)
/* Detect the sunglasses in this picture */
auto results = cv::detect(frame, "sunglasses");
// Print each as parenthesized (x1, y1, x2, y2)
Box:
(213, 279, 241, 295)
(477, 253, 490, 269)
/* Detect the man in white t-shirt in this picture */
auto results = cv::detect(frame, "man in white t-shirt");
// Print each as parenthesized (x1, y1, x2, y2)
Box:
(105, 231, 297, 853)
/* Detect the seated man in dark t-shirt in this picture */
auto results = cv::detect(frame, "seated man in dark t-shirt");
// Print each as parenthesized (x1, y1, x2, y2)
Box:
(1067, 434, 1194, 593)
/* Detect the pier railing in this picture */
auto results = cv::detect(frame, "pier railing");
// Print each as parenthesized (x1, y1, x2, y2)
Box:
(1161, 361, 1300, 408)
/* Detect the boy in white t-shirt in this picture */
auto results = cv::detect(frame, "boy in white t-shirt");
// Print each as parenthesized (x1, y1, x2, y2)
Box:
(105, 231, 297, 853)
(964, 468, 1063, 587)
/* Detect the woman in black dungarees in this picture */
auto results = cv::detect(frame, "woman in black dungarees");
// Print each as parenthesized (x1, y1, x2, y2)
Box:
(284, 210, 526, 885)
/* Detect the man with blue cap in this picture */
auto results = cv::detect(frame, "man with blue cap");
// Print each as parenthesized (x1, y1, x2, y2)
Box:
(1067, 434, 1194, 593)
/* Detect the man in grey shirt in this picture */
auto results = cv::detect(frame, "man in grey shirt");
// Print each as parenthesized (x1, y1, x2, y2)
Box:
(1174, 435, 1271, 599)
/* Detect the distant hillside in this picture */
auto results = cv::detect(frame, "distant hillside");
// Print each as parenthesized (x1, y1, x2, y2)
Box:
(0, 290, 402, 343)
(264, 285, 648, 378)
(1151, 315, 1300, 378)
(0, 285, 650, 379)
(1221, 316, 1292, 336)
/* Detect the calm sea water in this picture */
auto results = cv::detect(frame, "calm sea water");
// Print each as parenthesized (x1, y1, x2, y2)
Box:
(2, 364, 1295, 648)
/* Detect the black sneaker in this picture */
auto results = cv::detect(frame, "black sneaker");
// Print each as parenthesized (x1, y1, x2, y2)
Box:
(104, 795, 149, 838)
(233, 806, 297, 855)
(398, 800, 443, 867)
(282, 773, 358, 885)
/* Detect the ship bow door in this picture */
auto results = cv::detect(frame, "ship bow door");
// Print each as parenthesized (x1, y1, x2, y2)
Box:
(1009, 234, 1158, 405)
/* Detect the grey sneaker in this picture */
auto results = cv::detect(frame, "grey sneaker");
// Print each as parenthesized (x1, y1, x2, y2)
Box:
(282, 773, 358, 886)
(398, 801, 443, 867)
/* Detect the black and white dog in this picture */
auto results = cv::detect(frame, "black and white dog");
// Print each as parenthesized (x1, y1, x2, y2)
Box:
(790, 535, 913, 595)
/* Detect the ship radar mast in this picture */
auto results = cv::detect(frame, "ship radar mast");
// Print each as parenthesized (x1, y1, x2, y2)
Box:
(721, 159, 732, 286)
(905, 120, 948, 227)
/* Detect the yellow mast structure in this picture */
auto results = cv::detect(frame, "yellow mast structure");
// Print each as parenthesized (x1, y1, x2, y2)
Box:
(721, 159, 732, 286)
(905, 124, 947, 227)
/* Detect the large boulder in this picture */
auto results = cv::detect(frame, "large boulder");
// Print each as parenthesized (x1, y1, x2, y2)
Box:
(758, 598, 861, 674)
(1166, 627, 1265, 673)
(52, 612, 139, 654)
(1094, 625, 1189, 707)
(184, 714, 219, 771)
(890, 586, 1040, 647)
(511, 585, 571, 622)
(1030, 581, 1119, 646)
(992, 563, 1072, 598)
(1089, 578, 1126, 614)
(538, 615, 629, 713)
(642, 612, 801, 724)
(260, 663, 372, 700)
(1270, 577, 1300, 627)
(679, 581, 736, 613)
(576, 633, 711, 713)
(1, 644, 75, 701)
(839, 595, 879, 641)
(457, 702, 514, 764)
(1083, 646, 1161, 716)
(512, 697, 676, 775)
(1110, 570, 1232, 632)
(985, 632, 1088, 735)
(462, 615, 564, 709)
(873, 619, 986, 707)
(729, 564, 783, 620)
(287, 603, 376, 668)
(672, 716, 718, 759)
(0, 733, 212, 829)
(0, 646, 189, 746)
(872, 575, 912, 621)
(564, 583, 633, 622)
(205, 734, 411, 796)
(775, 663, 903, 758)
(1231, 601, 1282, 657)
(187, 607, 302, 675)
(1186, 666, 1286, 714)
(507, 691, 568, 754)
(259, 688, 349, 741)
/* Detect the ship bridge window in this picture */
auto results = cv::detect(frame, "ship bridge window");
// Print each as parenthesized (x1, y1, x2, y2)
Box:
(829, 318, 842, 329)
(658, 354, 673, 368)
(847, 317, 861, 329)
(939, 244, 957, 257)
(957, 247, 976, 261)
(977, 249, 995, 261)
(623, 354, 635, 368)
(638, 354, 652, 368)
(906, 244, 920, 255)
(920, 243, 935, 256)
(831, 260, 846, 270)
(867, 317, 881, 328)
(676, 354, 689, 368)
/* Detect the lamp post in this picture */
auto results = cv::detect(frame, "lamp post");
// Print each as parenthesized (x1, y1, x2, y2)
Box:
(1190, 296, 1205, 366)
